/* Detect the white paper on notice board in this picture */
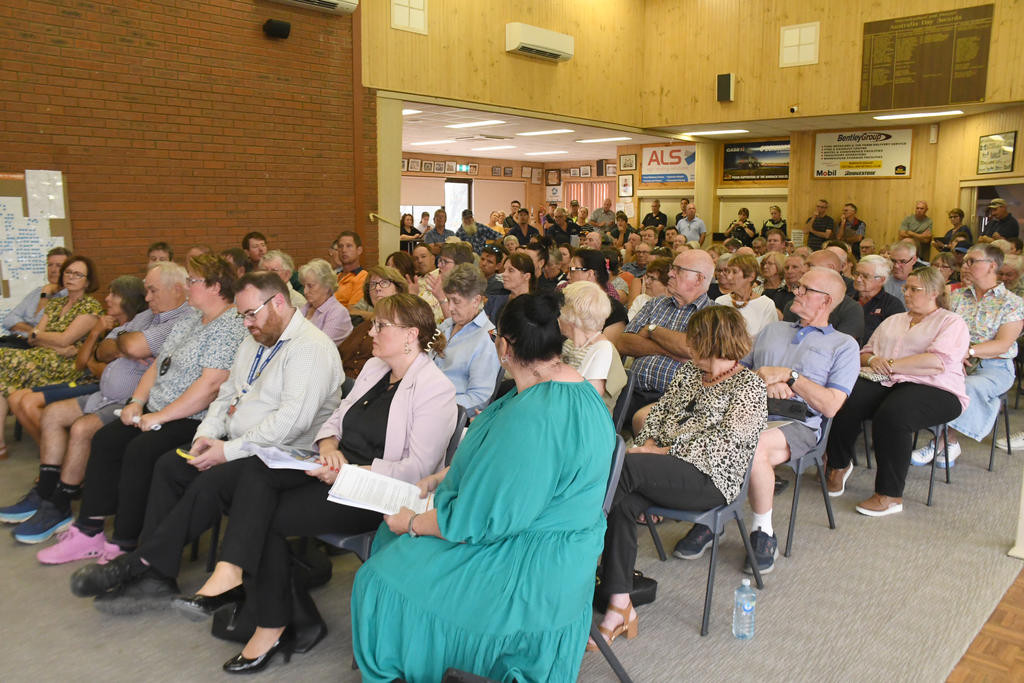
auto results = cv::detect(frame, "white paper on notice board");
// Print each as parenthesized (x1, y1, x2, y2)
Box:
(0, 197, 24, 217)
(25, 170, 65, 219)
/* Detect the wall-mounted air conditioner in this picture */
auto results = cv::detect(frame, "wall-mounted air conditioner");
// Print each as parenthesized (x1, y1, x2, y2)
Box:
(505, 23, 574, 62)
(265, 0, 357, 15)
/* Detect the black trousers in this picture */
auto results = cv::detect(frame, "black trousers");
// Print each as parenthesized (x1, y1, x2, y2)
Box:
(613, 386, 662, 433)
(220, 458, 382, 627)
(77, 417, 199, 546)
(827, 378, 962, 498)
(601, 453, 725, 595)
(137, 453, 248, 579)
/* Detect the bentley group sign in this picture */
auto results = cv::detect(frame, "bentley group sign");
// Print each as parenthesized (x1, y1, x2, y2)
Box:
(814, 129, 912, 178)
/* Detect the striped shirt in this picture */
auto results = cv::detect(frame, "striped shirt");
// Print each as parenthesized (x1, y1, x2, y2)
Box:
(624, 293, 711, 394)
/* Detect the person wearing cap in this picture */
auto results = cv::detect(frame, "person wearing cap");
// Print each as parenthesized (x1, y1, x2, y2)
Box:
(898, 200, 934, 261)
(568, 199, 582, 224)
(979, 198, 1020, 243)
(507, 208, 540, 246)
(455, 209, 500, 255)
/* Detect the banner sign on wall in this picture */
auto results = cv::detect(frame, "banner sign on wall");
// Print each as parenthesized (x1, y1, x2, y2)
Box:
(722, 141, 790, 181)
(641, 144, 696, 183)
(813, 129, 912, 178)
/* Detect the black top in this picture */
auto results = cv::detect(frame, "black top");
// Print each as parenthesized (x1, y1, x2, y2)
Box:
(858, 289, 905, 346)
(547, 222, 578, 245)
(503, 214, 519, 232)
(782, 294, 864, 342)
(537, 273, 566, 293)
(937, 225, 973, 249)
(485, 276, 507, 297)
(727, 221, 756, 246)
(805, 215, 835, 250)
(761, 219, 788, 238)
(506, 224, 540, 245)
(641, 211, 668, 228)
(339, 373, 401, 466)
(605, 295, 628, 329)
(763, 285, 793, 312)
(982, 213, 1020, 239)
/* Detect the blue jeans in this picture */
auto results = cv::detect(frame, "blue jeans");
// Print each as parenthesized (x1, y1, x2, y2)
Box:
(949, 358, 1014, 441)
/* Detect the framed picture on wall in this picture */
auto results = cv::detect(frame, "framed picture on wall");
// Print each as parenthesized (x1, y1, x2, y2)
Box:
(422, 161, 434, 173)
(503, 167, 514, 176)
(445, 161, 457, 174)
(546, 169, 561, 186)
(531, 168, 543, 185)
(570, 167, 580, 177)
(978, 131, 1017, 174)
(619, 154, 637, 171)
(401, 158, 408, 172)
(521, 167, 532, 178)
(618, 174, 634, 198)
(408, 158, 422, 172)
(468, 164, 478, 176)
(491, 166, 501, 176)
(580, 165, 592, 177)
(605, 163, 616, 176)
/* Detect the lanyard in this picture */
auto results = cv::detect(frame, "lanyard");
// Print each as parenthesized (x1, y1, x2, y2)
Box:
(247, 339, 286, 387)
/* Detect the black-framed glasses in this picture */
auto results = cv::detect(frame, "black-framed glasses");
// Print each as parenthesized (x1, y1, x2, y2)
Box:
(964, 257, 993, 267)
(794, 283, 830, 297)
(670, 265, 704, 278)
(237, 295, 275, 321)
(368, 279, 394, 291)
(892, 256, 916, 266)
(63, 270, 88, 280)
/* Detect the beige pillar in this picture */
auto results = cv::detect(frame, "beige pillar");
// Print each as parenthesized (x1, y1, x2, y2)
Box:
(376, 96, 403, 263)
(694, 141, 716, 234)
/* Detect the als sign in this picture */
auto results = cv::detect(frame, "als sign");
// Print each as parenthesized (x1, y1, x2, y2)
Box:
(641, 144, 697, 183)
(814, 129, 912, 178)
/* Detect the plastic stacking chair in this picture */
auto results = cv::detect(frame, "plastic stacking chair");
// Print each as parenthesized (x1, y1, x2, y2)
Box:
(988, 393, 1011, 472)
(317, 406, 469, 561)
(612, 368, 638, 435)
(643, 455, 764, 636)
(590, 435, 632, 683)
(783, 417, 835, 558)
(924, 424, 951, 507)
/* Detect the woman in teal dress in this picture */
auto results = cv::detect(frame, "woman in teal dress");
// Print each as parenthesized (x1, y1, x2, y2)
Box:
(354, 292, 615, 683)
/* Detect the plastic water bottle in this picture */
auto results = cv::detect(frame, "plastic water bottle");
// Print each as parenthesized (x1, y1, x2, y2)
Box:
(732, 578, 756, 640)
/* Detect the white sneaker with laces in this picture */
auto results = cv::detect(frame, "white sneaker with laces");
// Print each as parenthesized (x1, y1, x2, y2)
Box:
(935, 441, 962, 469)
(995, 431, 1024, 451)
(910, 441, 935, 467)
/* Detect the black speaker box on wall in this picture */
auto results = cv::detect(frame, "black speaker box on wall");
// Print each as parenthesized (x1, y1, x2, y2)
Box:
(263, 19, 291, 39)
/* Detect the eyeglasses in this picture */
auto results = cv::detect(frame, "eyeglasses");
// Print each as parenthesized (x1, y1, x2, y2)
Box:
(794, 283, 830, 297)
(853, 271, 881, 280)
(371, 320, 407, 333)
(438, 257, 455, 267)
(63, 270, 88, 280)
(963, 257, 993, 267)
(368, 279, 394, 291)
(569, 266, 591, 272)
(237, 295, 275, 321)
(902, 285, 926, 293)
(892, 256, 916, 266)
(670, 265, 704, 278)
(186, 276, 205, 286)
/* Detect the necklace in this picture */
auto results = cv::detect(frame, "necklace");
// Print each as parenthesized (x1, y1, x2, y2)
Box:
(701, 360, 740, 386)
(729, 291, 751, 309)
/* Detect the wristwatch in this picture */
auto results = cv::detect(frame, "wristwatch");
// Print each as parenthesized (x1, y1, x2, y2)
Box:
(786, 370, 800, 387)
(968, 347, 976, 357)
(647, 323, 657, 335)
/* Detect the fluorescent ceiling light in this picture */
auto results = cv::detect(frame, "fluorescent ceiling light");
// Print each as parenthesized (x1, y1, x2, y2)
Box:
(872, 110, 963, 120)
(517, 129, 574, 136)
(402, 109, 422, 115)
(409, 139, 455, 146)
(445, 119, 506, 129)
(576, 136, 632, 143)
(524, 150, 568, 156)
(680, 129, 749, 136)
(471, 145, 516, 151)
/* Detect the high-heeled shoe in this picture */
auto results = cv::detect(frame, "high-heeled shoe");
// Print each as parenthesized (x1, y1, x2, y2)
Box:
(586, 601, 638, 652)
(171, 585, 245, 621)
(222, 631, 293, 674)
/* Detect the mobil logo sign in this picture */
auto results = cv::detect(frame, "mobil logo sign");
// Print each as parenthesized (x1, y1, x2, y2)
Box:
(641, 144, 697, 183)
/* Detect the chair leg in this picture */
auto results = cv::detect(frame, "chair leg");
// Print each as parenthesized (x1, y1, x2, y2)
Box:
(942, 425, 951, 485)
(927, 445, 937, 507)
(736, 517, 763, 589)
(698, 526, 721, 637)
(645, 516, 667, 562)
(1004, 396, 1012, 456)
(784, 461, 802, 558)
(590, 621, 634, 683)
(816, 460, 836, 530)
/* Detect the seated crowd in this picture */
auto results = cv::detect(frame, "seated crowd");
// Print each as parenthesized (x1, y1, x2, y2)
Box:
(0, 200, 1021, 680)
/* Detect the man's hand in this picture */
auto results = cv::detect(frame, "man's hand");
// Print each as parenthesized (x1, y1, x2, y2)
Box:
(766, 382, 795, 399)
(757, 366, 792, 386)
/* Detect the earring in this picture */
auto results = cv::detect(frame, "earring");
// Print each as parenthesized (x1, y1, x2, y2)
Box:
(404, 341, 411, 355)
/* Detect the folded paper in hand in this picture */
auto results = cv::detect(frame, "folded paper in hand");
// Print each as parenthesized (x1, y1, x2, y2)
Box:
(327, 465, 435, 516)
(244, 441, 322, 471)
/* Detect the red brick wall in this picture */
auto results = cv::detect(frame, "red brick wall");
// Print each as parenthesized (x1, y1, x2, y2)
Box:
(0, 0, 377, 287)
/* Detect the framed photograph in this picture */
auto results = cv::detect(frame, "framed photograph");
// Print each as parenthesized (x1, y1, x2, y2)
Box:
(468, 164, 478, 176)
(491, 166, 501, 176)
(619, 153, 637, 171)
(618, 173, 634, 198)
(605, 163, 616, 177)
(570, 167, 580, 177)
(978, 131, 1017, 174)
(422, 161, 434, 173)
(408, 158, 422, 172)
(401, 158, 408, 172)
(531, 168, 543, 185)
(546, 169, 561, 186)
(503, 167, 514, 177)
(444, 160, 457, 174)
(521, 166, 532, 178)
(580, 165, 592, 177)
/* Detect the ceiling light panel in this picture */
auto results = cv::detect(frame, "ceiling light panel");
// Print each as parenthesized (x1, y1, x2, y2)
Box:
(872, 110, 964, 120)
(409, 139, 456, 146)
(517, 129, 575, 136)
(445, 120, 506, 129)
(577, 137, 632, 143)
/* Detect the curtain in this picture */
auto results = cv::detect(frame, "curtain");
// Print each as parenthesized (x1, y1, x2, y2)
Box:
(562, 181, 614, 212)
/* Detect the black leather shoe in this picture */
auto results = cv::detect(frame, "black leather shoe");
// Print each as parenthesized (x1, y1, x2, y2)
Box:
(70, 553, 146, 597)
(223, 632, 293, 674)
(172, 585, 245, 622)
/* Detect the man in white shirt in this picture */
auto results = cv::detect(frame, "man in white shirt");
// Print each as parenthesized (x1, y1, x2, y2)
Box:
(69, 271, 342, 612)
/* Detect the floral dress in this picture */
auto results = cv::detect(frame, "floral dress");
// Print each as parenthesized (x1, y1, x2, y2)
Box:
(0, 295, 102, 396)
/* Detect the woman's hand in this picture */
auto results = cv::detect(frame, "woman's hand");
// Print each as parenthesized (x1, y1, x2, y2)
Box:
(137, 412, 163, 432)
(384, 507, 415, 535)
(416, 472, 445, 498)
(54, 345, 78, 358)
(868, 355, 892, 376)
(120, 401, 143, 427)
(306, 448, 348, 484)
(627, 439, 660, 454)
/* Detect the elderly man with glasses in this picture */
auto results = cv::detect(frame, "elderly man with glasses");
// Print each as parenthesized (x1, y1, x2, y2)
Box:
(854, 254, 905, 345)
(883, 241, 922, 305)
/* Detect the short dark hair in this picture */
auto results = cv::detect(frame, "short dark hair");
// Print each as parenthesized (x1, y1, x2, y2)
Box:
(844, 202, 858, 212)
(496, 293, 563, 364)
(108, 275, 147, 319)
(220, 247, 248, 272)
(440, 242, 474, 265)
(523, 242, 549, 266)
(242, 231, 267, 250)
(385, 251, 415, 281)
(60, 255, 98, 293)
(47, 246, 72, 259)
(148, 241, 173, 259)
(336, 230, 362, 248)
(188, 253, 238, 302)
(573, 248, 610, 288)
(236, 270, 291, 305)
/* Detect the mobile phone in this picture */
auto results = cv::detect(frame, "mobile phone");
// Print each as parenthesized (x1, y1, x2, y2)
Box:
(176, 448, 195, 460)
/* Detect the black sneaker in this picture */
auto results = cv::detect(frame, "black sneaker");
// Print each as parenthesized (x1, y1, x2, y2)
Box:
(744, 530, 778, 575)
(93, 571, 179, 615)
(70, 552, 147, 597)
(672, 524, 718, 560)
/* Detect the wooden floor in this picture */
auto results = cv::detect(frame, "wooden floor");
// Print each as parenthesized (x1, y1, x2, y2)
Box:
(949, 568, 1024, 682)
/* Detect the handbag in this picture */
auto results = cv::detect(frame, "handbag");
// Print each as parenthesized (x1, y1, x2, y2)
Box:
(593, 569, 657, 611)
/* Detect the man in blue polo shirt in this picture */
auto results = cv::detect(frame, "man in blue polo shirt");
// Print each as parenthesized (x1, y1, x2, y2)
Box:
(615, 249, 715, 427)
(671, 266, 858, 575)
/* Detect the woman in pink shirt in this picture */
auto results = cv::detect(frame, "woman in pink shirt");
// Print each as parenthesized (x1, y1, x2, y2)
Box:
(823, 267, 969, 517)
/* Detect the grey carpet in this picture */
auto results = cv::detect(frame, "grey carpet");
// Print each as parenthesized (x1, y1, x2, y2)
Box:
(1, 413, 1022, 682)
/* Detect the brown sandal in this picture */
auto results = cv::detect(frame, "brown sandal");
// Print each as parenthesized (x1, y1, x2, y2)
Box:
(586, 601, 638, 651)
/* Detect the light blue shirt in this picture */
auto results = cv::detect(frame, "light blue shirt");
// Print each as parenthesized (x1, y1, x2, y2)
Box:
(676, 216, 707, 242)
(2, 286, 67, 335)
(433, 309, 500, 414)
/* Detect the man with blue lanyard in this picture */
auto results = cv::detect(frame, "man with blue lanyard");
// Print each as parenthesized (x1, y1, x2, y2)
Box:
(69, 271, 342, 613)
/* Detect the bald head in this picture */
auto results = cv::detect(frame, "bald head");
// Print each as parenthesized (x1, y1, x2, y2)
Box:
(680, 248, 715, 279)
(808, 266, 846, 311)
(735, 246, 756, 257)
(808, 250, 842, 273)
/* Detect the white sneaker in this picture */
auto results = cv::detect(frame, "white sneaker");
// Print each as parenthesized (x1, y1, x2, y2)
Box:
(995, 431, 1024, 451)
(910, 441, 935, 467)
(935, 441, 962, 469)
